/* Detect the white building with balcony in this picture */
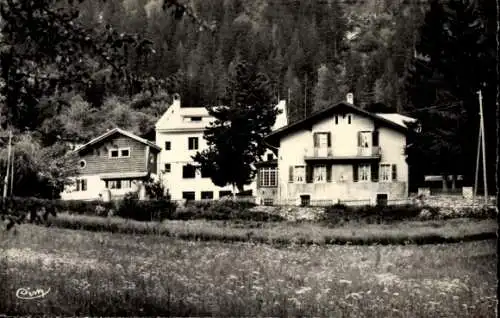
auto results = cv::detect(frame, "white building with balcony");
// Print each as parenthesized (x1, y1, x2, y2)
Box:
(260, 95, 416, 206)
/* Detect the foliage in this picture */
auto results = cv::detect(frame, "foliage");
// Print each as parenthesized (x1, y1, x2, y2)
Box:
(193, 60, 278, 191)
(173, 200, 281, 221)
(322, 204, 440, 225)
(405, 0, 497, 188)
(0, 133, 78, 198)
(116, 193, 177, 222)
(143, 177, 167, 200)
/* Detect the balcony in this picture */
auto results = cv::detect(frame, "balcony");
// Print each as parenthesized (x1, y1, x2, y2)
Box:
(304, 146, 381, 162)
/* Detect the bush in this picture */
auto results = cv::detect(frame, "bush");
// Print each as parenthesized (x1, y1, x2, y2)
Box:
(322, 204, 440, 225)
(172, 200, 282, 222)
(116, 192, 177, 222)
(56, 200, 116, 215)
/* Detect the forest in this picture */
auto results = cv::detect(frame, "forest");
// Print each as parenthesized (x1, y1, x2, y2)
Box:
(0, 0, 496, 197)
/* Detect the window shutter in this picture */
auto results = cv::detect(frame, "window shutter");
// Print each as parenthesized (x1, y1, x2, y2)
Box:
(289, 166, 294, 183)
(357, 132, 361, 147)
(353, 164, 358, 182)
(327, 133, 332, 147)
(257, 168, 261, 187)
(313, 133, 319, 147)
(372, 130, 379, 147)
(371, 163, 379, 182)
(392, 164, 397, 181)
(306, 165, 313, 183)
(326, 165, 332, 182)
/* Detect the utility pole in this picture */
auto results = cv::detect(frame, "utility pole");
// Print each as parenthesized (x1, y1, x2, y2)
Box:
(473, 125, 481, 205)
(9, 147, 14, 196)
(3, 130, 12, 200)
(478, 90, 488, 205)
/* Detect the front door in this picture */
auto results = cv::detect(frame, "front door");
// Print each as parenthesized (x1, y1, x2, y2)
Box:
(360, 132, 371, 156)
(376, 194, 388, 206)
(300, 195, 311, 207)
(317, 133, 329, 157)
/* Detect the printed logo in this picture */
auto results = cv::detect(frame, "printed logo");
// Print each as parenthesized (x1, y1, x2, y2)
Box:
(15, 287, 51, 300)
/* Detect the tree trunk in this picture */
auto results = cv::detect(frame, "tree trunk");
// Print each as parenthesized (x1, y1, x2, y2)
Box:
(451, 175, 456, 191)
(441, 174, 448, 193)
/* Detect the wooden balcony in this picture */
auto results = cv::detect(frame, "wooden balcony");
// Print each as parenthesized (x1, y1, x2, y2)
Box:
(304, 146, 381, 162)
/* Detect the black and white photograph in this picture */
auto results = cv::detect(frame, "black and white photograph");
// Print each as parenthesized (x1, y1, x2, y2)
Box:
(0, 0, 497, 316)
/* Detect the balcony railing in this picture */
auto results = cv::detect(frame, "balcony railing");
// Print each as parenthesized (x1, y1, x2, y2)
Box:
(304, 146, 381, 160)
(357, 146, 381, 157)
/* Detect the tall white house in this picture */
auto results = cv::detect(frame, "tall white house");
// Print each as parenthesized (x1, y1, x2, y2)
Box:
(259, 94, 417, 206)
(155, 94, 288, 201)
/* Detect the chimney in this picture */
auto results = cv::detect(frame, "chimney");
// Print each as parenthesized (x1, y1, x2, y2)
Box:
(346, 92, 354, 104)
(170, 93, 181, 114)
(272, 100, 288, 131)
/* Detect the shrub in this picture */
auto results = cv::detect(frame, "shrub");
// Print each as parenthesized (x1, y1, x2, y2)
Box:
(56, 200, 115, 215)
(116, 192, 177, 222)
(322, 204, 440, 225)
(174, 200, 282, 221)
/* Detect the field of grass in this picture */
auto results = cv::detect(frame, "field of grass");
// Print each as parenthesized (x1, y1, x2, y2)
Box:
(49, 212, 497, 246)
(0, 224, 496, 317)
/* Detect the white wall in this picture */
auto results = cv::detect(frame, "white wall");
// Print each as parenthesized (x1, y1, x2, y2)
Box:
(60, 175, 104, 201)
(276, 111, 409, 204)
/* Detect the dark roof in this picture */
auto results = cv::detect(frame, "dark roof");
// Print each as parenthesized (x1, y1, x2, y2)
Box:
(74, 128, 161, 153)
(265, 102, 410, 146)
(254, 159, 278, 167)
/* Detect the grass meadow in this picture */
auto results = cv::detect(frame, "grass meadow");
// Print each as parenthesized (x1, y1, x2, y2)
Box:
(50, 213, 497, 245)
(0, 224, 496, 317)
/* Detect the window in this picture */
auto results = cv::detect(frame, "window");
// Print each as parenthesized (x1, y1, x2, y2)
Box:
(121, 180, 132, 189)
(106, 180, 121, 189)
(79, 159, 86, 169)
(314, 165, 327, 183)
(109, 148, 130, 158)
(201, 191, 214, 200)
(263, 198, 274, 206)
(294, 166, 305, 183)
(190, 116, 202, 122)
(348, 115, 352, 124)
(76, 179, 87, 191)
(380, 164, 391, 181)
(358, 164, 370, 181)
(182, 191, 196, 201)
(182, 165, 196, 178)
(219, 191, 232, 198)
(267, 153, 274, 161)
(359, 132, 370, 148)
(259, 167, 277, 187)
(335, 115, 338, 125)
(188, 137, 199, 150)
(164, 163, 171, 173)
(165, 141, 171, 150)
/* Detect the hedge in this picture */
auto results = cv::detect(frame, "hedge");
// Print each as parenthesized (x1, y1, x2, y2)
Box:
(321, 203, 496, 225)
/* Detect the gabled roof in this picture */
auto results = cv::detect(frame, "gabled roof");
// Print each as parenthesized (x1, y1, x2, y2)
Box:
(74, 128, 161, 153)
(265, 102, 416, 146)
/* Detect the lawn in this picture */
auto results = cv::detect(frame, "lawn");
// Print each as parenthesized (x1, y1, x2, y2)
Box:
(0, 224, 496, 317)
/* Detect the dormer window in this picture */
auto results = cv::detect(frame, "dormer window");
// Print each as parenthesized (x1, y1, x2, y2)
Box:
(190, 116, 202, 122)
